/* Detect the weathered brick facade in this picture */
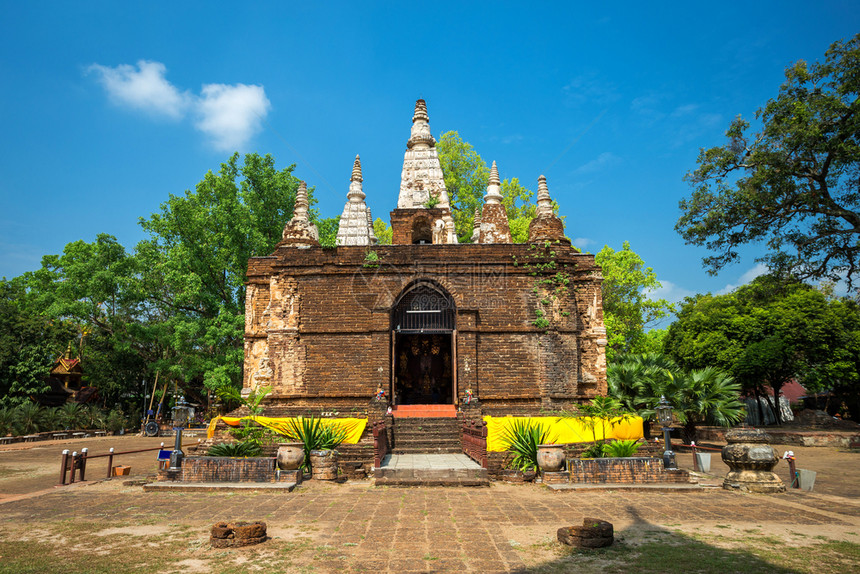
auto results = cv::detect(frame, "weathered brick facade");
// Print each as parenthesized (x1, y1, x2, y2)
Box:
(244, 243, 607, 414)
(242, 100, 607, 419)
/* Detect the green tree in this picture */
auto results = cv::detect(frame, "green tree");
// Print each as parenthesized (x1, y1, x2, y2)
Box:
(436, 131, 489, 240)
(436, 131, 555, 243)
(0, 276, 76, 405)
(595, 242, 673, 362)
(676, 34, 860, 292)
(664, 275, 860, 423)
(135, 153, 306, 393)
(372, 218, 392, 245)
(317, 216, 340, 248)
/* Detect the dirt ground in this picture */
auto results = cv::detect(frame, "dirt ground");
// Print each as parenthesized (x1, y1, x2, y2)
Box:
(0, 435, 199, 500)
(1, 436, 859, 573)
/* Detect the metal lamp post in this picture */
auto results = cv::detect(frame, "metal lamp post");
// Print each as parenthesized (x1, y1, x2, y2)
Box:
(168, 397, 190, 473)
(656, 395, 677, 469)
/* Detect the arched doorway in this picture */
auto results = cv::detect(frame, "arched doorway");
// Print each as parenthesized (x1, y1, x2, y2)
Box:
(391, 282, 456, 405)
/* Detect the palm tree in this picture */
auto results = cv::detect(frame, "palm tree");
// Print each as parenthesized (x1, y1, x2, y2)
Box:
(14, 402, 43, 435)
(608, 353, 679, 437)
(0, 407, 16, 436)
(669, 367, 745, 444)
(58, 402, 85, 430)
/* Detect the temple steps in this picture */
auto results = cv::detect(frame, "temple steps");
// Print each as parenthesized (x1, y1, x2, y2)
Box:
(390, 415, 461, 455)
(373, 453, 489, 487)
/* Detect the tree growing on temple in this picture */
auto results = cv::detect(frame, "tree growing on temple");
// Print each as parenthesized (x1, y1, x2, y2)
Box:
(676, 34, 860, 293)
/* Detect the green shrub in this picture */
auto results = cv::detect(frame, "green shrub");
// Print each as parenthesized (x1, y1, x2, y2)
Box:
(14, 402, 43, 435)
(603, 439, 642, 457)
(499, 419, 555, 472)
(206, 441, 263, 457)
(580, 443, 606, 459)
(0, 407, 16, 436)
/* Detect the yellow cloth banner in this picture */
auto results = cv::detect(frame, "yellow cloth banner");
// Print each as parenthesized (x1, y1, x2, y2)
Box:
(207, 416, 367, 444)
(483, 415, 644, 452)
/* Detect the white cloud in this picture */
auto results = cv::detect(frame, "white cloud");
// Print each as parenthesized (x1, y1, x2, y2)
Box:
(196, 83, 270, 151)
(572, 237, 594, 250)
(563, 75, 620, 107)
(574, 152, 621, 174)
(647, 280, 696, 305)
(717, 263, 770, 294)
(88, 61, 271, 151)
(87, 60, 190, 119)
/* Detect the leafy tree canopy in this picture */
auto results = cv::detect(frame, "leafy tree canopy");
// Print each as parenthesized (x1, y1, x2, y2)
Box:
(595, 241, 673, 362)
(677, 34, 860, 292)
(664, 275, 860, 422)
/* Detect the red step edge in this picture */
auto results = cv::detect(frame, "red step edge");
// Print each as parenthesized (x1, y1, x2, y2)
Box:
(392, 404, 458, 418)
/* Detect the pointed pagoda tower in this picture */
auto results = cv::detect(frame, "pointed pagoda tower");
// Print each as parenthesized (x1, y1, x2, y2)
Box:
(528, 175, 570, 244)
(390, 99, 457, 244)
(479, 161, 512, 244)
(336, 155, 376, 246)
(278, 181, 319, 247)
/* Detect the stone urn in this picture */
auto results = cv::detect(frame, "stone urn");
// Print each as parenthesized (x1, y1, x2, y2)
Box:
(537, 444, 566, 473)
(276, 442, 305, 470)
(721, 428, 785, 493)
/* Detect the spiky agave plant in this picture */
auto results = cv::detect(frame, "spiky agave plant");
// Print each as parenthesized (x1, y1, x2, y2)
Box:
(206, 441, 263, 457)
(284, 416, 349, 470)
(499, 419, 554, 472)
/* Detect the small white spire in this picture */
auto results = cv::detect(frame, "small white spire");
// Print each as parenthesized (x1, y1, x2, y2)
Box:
(484, 161, 503, 205)
(536, 175, 553, 217)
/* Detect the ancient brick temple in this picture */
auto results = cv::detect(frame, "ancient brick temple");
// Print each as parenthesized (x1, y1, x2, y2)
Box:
(243, 100, 607, 419)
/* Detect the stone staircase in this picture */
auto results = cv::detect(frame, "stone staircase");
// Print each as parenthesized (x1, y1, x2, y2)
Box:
(391, 416, 461, 454)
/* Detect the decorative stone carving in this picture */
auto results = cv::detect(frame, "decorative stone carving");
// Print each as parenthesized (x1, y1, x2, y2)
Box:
(528, 175, 569, 244)
(721, 428, 786, 493)
(279, 181, 319, 247)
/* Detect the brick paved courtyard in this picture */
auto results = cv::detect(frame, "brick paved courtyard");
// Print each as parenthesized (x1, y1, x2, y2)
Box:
(2, 437, 859, 573)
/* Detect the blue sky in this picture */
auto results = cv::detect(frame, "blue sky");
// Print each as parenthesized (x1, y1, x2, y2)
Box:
(2, 2, 858, 308)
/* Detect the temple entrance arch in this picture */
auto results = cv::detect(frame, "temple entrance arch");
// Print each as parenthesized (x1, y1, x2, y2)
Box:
(391, 281, 456, 405)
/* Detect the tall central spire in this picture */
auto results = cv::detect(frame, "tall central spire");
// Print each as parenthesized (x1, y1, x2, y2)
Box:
(397, 99, 450, 209)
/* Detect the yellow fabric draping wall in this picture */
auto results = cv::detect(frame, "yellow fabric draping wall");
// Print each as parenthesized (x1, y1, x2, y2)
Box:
(206, 416, 367, 444)
(483, 415, 644, 452)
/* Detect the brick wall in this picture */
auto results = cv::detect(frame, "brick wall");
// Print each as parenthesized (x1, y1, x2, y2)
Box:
(244, 243, 607, 412)
(568, 457, 691, 484)
(180, 456, 276, 483)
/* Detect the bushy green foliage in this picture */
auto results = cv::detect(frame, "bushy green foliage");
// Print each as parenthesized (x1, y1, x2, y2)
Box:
(603, 439, 642, 458)
(608, 353, 745, 443)
(206, 441, 262, 457)
(596, 242, 672, 361)
(499, 418, 554, 472)
(664, 275, 860, 422)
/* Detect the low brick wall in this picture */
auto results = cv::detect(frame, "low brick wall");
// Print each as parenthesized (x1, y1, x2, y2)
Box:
(179, 456, 276, 483)
(568, 457, 690, 484)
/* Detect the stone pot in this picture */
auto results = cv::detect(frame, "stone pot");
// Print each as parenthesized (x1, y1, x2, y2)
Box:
(721, 428, 785, 493)
(537, 444, 566, 473)
(276, 442, 305, 470)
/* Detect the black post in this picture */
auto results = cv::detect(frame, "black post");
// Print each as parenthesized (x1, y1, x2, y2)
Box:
(168, 426, 183, 473)
(662, 427, 676, 469)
